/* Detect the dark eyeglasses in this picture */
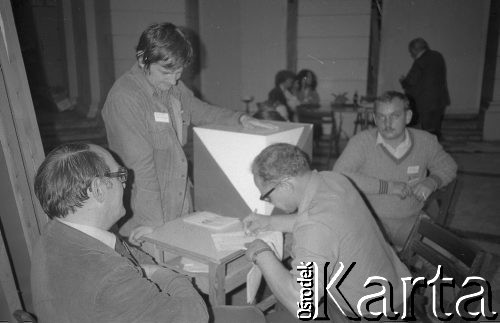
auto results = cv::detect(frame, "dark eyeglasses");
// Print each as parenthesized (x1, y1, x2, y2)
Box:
(260, 179, 287, 202)
(259, 186, 276, 202)
(104, 167, 128, 184)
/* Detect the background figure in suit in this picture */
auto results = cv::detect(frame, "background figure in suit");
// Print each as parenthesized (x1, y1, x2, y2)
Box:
(400, 37, 450, 140)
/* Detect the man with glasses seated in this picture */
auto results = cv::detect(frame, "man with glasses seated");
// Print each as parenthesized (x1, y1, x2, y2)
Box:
(31, 143, 265, 323)
(333, 91, 457, 249)
(243, 143, 409, 322)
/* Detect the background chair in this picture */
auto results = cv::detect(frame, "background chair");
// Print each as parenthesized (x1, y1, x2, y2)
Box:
(400, 216, 494, 323)
(296, 105, 339, 169)
(423, 178, 458, 227)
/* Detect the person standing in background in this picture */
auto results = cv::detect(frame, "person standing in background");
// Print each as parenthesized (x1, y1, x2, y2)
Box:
(400, 37, 450, 140)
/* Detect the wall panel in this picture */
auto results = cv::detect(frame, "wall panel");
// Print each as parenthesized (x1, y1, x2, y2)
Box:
(297, 0, 372, 105)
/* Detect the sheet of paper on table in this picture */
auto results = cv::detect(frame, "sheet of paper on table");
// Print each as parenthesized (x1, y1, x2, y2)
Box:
(182, 211, 241, 231)
(211, 230, 283, 303)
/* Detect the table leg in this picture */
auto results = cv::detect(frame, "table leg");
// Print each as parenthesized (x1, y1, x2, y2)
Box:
(208, 262, 226, 306)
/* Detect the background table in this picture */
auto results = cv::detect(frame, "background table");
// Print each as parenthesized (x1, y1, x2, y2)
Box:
(143, 218, 252, 306)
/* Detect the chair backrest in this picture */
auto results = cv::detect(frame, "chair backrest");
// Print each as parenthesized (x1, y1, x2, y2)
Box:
(400, 217, 493, 321)
(424, 178, 458, 227)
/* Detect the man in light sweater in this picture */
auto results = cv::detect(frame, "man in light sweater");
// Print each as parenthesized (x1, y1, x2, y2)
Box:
(333, 91, 457, 248)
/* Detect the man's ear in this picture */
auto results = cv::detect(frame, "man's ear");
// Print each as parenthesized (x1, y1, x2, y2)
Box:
(137, 51, 145, 68)
(405, 109, 413, 125)
(88, 178, 106, 203)
(281, 178, 295, 192)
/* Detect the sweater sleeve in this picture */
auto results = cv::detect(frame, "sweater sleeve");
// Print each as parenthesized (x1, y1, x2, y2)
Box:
(95, 263, 208, 323)
(178, 81, 243, 126)
(333, 133, 384, 194)
(426, 136, 458, 188)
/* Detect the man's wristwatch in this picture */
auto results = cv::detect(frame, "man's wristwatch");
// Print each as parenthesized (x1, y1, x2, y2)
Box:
(251, 247, 273, 264)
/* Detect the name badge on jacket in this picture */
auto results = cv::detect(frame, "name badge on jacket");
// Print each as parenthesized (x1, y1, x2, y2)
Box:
(154, 112, 170, 123)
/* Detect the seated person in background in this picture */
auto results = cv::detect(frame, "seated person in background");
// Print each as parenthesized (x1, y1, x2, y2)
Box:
(253, 100, 288, 122)
(333, 91, 457, 249)
(295, 69, 322, 140)
(295, 69, 320, 106)
(268, 70, 299, 121)
(244, 143, 410, 322)
(31, 142, 265, 323)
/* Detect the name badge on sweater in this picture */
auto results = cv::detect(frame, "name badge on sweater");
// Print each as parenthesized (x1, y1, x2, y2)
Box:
(154, 112, 170, 123)
(407, 166, 419, 174)
(407, 165, 420, 184)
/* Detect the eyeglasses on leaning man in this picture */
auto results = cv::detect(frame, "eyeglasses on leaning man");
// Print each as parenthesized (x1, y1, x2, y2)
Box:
(104, 166, 128, 185)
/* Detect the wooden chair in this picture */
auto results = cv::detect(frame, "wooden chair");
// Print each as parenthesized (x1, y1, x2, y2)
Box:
(296, 105, 339, 169)
(423, 178, 458, 227)
(400, 216, 494, 323)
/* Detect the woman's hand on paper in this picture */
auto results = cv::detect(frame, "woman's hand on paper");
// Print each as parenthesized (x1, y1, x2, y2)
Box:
(129, 225, 154, 246)
(243, 213, 271, 235)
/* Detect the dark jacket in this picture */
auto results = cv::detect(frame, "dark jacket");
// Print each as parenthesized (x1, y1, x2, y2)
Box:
(401, 49, 450, 111)
(31, 220, 208, 323)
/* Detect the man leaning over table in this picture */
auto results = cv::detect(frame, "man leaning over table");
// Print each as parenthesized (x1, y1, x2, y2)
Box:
(243, 143, 410, 322)
(30, 142, 265, 323)
(101, 22, 274, 243)
(333, 91, 457, 249)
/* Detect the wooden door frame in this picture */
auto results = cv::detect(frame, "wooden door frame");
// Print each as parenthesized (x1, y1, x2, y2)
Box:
(0, 0, 47, 317)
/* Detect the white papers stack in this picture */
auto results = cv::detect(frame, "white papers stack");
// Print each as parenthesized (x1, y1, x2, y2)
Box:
(183, 211, 240, 231)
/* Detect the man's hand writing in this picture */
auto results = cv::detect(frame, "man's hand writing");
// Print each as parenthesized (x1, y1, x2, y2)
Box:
(243, 213, 271, 235)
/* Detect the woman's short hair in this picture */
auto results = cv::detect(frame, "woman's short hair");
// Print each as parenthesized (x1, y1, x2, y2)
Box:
(34, 143, 109, 219)
(251, 143, 310, 183)
(136, 22, 193, 71)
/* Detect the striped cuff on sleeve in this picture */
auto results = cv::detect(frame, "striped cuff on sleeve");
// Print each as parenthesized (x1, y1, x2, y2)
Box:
(379, 180, 389, 194)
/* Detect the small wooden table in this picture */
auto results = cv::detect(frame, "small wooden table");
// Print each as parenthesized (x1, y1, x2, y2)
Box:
(143, 218, 252, 306)
(331, 103, 375, 137)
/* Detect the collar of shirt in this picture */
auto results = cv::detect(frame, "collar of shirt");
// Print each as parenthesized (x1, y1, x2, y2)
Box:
(297, 170, 320, 219)
(57, 219, 116, 249)
(415, 49, 427, 59)
(376, 129, 411, 159)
